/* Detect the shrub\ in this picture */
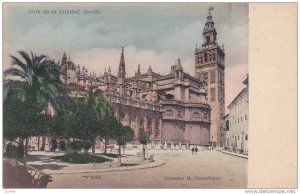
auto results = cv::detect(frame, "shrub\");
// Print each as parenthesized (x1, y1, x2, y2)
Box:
(4, 144, 24, 159)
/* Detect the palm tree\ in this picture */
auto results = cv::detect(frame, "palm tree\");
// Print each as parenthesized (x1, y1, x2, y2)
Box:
(3, 51, 68, 155)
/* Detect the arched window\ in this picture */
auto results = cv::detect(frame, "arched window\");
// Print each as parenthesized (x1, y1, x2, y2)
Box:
(206, 36, 210, 44)
(204, 52, 208, 63)
(166, 94, 174, 100)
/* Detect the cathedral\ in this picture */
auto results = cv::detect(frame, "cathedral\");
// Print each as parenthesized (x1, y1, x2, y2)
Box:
(59, 9, 225, 146)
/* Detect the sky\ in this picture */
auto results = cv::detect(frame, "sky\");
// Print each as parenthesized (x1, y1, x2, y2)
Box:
(3, 3, 249, 109)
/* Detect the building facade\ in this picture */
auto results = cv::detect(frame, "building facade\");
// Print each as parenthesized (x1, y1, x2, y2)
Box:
(60, 48, 211, 145)
(225, 75, 248, 154)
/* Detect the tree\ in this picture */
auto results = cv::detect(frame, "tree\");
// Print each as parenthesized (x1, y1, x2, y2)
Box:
(139, 131, 149, 160)
(81, 89, 100, 154)
(3, 83, 41, 155)
(112, 122, 134, 167)
(62, 88, 112, 154)
(63, 98, 93, 153)
(3, 51, 68, 156)
(98, 99, 115, 155)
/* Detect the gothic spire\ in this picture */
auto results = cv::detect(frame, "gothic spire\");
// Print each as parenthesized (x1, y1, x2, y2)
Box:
(62, 52, 67, 60)
(118, 47, 126, 78)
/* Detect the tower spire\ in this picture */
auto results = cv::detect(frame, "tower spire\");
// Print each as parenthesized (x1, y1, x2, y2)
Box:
(117, 47, 126, 97)
(108, 66, 111, 74)
(202, 7, 217, 45)
(118, 47, 126, 78)
(63, 52, 67, 60)
(137, 64, 141, 76)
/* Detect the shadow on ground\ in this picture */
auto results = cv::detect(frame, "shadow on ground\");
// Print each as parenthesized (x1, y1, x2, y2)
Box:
(30, 163, 68, 170)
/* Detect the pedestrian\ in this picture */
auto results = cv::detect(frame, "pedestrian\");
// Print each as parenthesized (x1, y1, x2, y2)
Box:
(195, 147, 198, 155)
(192, 147, 195, 155)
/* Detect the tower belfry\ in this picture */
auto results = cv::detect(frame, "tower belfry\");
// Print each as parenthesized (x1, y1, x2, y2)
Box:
(194, 7, 226, 146)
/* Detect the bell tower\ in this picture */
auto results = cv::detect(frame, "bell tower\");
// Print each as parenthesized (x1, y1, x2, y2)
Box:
(195, 7, 226, 146)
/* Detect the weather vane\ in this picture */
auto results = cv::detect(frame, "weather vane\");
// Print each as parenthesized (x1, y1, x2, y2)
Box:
(209, 7, 214, 14)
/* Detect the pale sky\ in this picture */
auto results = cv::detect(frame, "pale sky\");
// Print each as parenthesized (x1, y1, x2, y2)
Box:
(3, 3, 249, 109)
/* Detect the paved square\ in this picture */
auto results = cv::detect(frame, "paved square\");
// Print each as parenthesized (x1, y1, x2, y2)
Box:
(47, 150, 247, 188)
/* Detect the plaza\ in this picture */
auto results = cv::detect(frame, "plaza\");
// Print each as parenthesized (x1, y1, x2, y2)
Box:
(42, 149, 247, 188)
